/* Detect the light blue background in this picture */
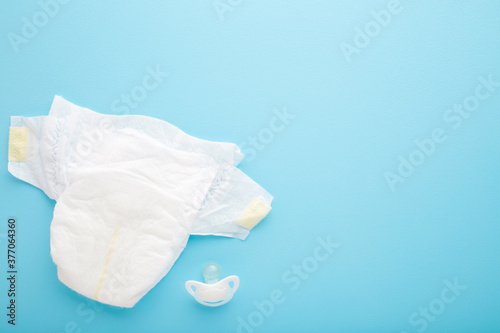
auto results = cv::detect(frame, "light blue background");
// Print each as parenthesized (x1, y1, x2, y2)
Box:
(1, 1, 500, 332)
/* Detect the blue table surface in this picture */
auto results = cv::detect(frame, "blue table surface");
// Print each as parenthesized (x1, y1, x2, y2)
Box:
(1, 1, 499, 332)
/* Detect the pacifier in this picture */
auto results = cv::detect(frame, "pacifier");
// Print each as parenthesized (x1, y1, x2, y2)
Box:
(185, 263, 239, 307)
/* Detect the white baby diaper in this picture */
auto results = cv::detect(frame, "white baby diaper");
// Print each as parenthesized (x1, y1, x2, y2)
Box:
(7, 96, 272, 307)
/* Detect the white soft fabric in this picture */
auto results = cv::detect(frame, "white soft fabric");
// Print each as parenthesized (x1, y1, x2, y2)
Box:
(8, 96, 273, 307)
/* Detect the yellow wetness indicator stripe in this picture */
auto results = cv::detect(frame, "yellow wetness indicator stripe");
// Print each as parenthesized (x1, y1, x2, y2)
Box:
(8, 127, 28, 162)
(237, 197, 272, 230)
(94, 226, 121, 300)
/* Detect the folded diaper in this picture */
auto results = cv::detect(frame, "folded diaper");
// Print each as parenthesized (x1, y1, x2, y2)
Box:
(7, 96, 273, 307)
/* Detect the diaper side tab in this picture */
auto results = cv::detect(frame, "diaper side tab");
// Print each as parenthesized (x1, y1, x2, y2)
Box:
(7, 116, 65, 200)
(191, 166, 273, 240)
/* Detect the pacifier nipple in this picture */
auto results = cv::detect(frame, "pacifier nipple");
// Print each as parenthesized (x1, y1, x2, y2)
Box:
(203, 263, 220, 284)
